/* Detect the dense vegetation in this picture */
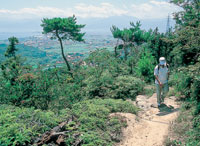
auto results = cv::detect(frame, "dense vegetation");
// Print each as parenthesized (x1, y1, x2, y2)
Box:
(165, 0, 200, 145)
(0, 0, 199, 145)
(0, 43, 58, 66)
(0, 99, 138, 146)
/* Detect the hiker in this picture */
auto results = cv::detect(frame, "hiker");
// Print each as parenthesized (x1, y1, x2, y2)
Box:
(154, 57, 169, 107)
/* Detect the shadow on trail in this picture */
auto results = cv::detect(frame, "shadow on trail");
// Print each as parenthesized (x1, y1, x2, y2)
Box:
(157, 104, 179, 116)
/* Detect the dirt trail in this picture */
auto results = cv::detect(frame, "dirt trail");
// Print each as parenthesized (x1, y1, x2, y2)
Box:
(116, 93, 180, 146)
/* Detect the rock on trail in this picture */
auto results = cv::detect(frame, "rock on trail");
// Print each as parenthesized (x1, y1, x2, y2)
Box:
(116, 93, 180, 146)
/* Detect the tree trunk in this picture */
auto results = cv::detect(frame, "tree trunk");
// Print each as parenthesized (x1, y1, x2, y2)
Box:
(53, 65, 60, 82)
(114, 39, 119, 58)
(56, 33, 73, 78)
(123, 42, 128, 61)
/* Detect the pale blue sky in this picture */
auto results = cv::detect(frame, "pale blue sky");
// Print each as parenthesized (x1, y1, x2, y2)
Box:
(0, 0, 179, 19)
(0, 0, 181, 34)
(1, 0, 146, 10)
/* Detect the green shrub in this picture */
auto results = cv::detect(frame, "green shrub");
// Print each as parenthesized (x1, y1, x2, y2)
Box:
(0, 104, 71, 146)
(110, 76, 144, 100)
(169, 63, 200, 112)
(0, 99, 138, 146)
(135, 49, 156, 82)
(83, 72, 144, 100)
(49, 82, 84, 111)
(184, 114, 200, 146)
(0, 69, 57, 110)
(83, 71, 114, 98)
(167, 62, 200, 145)
(85, 48, 129, 77)
(168, 71, 192, 97)
(71, 99, 138, 146)
(191, 76, 200, 114)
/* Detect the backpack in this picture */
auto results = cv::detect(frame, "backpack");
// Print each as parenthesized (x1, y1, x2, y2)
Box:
(158, 64, 169, 74)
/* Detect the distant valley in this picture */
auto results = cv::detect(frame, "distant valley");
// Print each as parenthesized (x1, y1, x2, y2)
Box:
(0, 34, 116, 68)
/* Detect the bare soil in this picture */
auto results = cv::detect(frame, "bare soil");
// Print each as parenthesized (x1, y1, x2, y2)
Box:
(116, 93, 180, 146)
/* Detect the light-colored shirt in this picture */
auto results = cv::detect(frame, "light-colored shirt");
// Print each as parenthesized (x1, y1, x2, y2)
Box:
(154, 65, 169, 84)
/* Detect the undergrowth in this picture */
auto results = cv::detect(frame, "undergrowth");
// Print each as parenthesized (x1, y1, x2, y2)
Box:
(0, 98, 138, 146)
(0, 104, 71, 146)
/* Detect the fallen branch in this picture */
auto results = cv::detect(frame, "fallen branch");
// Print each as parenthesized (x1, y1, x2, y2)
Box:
(35, 116, 74, 146)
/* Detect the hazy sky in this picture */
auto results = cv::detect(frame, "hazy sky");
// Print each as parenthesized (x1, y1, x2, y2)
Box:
(0, 0, 181, 34)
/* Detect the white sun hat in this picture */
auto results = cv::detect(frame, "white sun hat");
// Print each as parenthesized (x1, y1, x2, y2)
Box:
(159, 57, 166, 65)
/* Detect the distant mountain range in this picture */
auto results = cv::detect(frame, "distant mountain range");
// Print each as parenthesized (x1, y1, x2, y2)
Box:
(78, 16, 175, 34)
(0, 16, 175, 39)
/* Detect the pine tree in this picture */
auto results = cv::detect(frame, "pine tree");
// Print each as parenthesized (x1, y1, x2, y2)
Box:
(41, 16, 85, 77)
(5, 37, 19, 58)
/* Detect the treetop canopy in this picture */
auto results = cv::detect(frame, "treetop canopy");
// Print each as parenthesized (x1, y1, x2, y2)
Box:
(41, 16, 85, 42)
